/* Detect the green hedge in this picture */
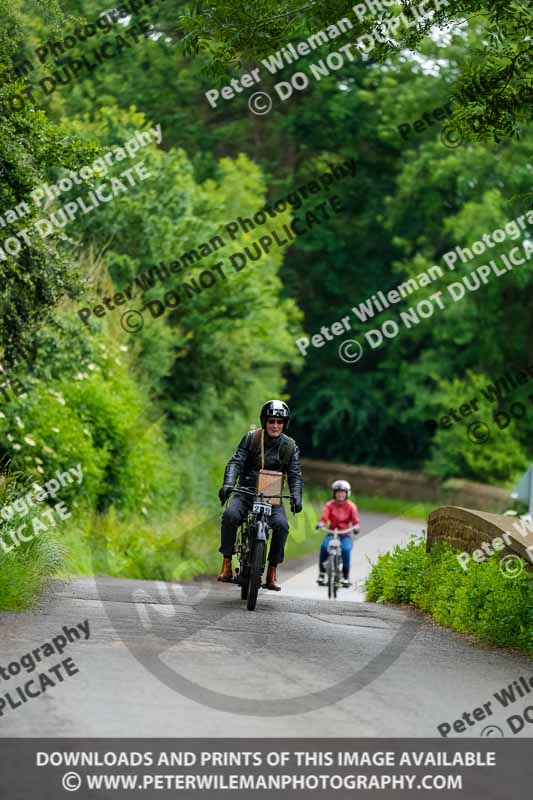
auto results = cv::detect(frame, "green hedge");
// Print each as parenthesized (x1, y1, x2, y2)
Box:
(366, 538, 533, 653)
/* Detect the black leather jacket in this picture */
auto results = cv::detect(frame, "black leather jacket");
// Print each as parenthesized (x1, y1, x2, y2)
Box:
(223, 431, 303, 504)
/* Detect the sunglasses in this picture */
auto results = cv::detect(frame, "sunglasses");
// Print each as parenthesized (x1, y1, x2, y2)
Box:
(266, 418, 284, 425)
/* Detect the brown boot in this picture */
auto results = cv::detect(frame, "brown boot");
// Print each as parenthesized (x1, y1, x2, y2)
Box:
(264, 565, 281, 591)
(217, 557, 233, 582)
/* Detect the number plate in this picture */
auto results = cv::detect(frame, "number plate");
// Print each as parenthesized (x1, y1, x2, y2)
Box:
(253, 502, 272, 516)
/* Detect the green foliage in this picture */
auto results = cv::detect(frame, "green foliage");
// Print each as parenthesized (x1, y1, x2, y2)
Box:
(365, 537, 426, 603)
(23, 0, 530, 475)
(0, 89, 302, 607)
(0, 532, 64, 610)
(0, 472, 65, 610)
(0, 326, 175, 514)
(366, 538, 533, 652)
(173, 0, 533, 141)
(0, 0, 95, 363)
(424, 372, 529, 484)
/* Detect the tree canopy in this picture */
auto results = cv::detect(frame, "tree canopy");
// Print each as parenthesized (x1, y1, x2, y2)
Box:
(0, 0, 531, 502)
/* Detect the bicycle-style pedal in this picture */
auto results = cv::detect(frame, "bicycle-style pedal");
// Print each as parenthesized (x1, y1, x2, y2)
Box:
(233, 570, 246, 586)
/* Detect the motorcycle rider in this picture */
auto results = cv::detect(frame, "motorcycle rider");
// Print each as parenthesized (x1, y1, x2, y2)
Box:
(316, 479, 360, 587)
(217, 400, 303, 591)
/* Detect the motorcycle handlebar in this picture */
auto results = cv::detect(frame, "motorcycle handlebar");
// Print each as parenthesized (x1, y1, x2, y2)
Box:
(316, 524, 359, 534)
(231, 487, 292, 500)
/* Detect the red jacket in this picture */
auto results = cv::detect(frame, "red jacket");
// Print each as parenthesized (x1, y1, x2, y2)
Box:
(319, 500, 360, 534)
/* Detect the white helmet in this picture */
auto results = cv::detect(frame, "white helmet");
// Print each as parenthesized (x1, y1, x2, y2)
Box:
(332, 479, 351, 498)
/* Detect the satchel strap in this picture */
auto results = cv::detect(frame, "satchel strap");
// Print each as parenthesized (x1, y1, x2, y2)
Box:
(250, 428, 294, 470)
(251, 428, 263, 465)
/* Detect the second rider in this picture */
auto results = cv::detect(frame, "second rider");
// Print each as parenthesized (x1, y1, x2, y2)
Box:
(317, 479, 360, 587)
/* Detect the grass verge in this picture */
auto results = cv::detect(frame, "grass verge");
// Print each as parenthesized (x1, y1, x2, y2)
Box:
(366, 537, 533, 653)
(0, 475, 65, 611)
(58, 497, 326, 581)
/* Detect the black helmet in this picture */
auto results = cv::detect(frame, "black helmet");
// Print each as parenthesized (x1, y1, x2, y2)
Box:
(260, 400, 290, 430)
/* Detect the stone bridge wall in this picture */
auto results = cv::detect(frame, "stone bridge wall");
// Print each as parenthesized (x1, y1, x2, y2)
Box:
(427, 506, 533, 568)
(301, 458, 509, 513)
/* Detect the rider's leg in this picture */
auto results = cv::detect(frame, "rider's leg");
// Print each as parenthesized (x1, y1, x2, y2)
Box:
(267, 505, 289, 566)
(218, 494, 250, 580)
(340, 535, 353, 579)
(317, 535, 331, 583)
(319, 534, 331, 571)
(265, 506, 288, 590)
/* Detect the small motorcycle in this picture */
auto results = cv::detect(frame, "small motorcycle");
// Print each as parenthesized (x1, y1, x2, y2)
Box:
(317, 524, 359, 599)
(231, 486, 291, 611)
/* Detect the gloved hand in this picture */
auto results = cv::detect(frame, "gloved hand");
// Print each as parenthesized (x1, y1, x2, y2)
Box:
(218, 485, 233, 506)
(290, 497, 302, 514)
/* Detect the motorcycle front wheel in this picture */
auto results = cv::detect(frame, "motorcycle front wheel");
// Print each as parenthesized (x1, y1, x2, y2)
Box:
(247, 539, 266, 611)
(326, 558, 334, 599)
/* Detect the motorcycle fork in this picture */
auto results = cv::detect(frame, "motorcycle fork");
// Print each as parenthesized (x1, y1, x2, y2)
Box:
(235, 521, 252, 581)
(254, 516, 269, 572)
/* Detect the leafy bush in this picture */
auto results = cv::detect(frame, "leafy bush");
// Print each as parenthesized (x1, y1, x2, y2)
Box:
(365, 537, 426, 603)
(366, 537, 533, 653)
(0, 333, 175, 515)
(424, 372, 530, 484)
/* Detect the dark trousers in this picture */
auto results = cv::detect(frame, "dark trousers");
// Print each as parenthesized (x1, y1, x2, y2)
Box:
(220, 493, 289, 565)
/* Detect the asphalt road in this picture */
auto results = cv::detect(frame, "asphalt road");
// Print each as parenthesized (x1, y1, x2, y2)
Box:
(1, 511, 531, 738)
(283, 511, 424, 601)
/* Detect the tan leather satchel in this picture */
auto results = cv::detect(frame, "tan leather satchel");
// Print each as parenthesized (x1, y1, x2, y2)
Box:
(256, 429, 283, 505)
